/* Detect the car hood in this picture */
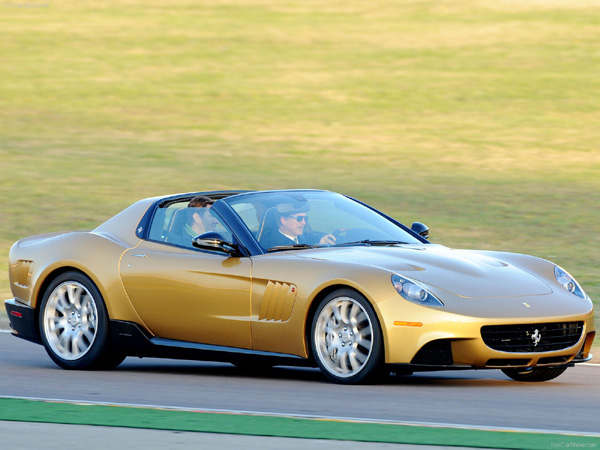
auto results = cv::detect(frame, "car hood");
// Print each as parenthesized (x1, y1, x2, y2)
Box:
(295, 244, 552, 298)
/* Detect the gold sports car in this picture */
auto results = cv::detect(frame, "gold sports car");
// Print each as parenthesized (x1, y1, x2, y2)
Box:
(5, 190, 596, 384)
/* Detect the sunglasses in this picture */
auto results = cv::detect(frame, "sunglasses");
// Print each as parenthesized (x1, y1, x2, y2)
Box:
(287, 215, 308, 223)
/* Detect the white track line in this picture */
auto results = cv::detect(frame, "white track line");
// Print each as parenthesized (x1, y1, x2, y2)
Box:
(1, 395, 599, 437)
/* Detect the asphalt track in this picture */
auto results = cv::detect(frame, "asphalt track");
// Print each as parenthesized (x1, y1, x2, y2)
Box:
(1, 331, 599, 448)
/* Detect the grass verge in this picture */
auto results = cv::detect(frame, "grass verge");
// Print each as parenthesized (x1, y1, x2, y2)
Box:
(0, 398, 598, 449)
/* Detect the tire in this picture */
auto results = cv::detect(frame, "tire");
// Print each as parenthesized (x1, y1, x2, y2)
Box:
(501, 367, 568, 382)
(39, 271, 122, 370)
(311, 289, 383, 384)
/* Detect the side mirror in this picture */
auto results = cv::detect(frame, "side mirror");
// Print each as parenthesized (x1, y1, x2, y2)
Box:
(193, 232, 241, 256)
(411, 222, 430, 240)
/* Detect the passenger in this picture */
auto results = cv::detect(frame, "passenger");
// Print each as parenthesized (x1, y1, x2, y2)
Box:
(178, 196, 218, 246)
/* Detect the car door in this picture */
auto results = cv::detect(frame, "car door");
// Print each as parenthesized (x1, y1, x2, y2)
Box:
(119, 240, 252, 349)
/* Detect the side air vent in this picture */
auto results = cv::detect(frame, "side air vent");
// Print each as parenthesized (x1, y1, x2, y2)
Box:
(258, 281, 297, 322)
(12, 260, 33, 288)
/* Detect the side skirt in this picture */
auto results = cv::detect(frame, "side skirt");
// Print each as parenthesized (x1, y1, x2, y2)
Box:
(110, 320, 312, 367)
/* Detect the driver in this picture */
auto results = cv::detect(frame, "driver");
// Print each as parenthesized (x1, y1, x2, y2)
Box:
(260, 202, 337, 249)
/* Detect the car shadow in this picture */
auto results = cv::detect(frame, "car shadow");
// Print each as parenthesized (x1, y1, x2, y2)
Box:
(117, 361, 327, 383)
(112, 358, 548, 387)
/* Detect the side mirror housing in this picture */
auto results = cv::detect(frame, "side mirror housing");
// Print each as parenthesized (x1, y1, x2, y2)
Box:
(411, 222, 430, 240)
(192, 232, 241, 256)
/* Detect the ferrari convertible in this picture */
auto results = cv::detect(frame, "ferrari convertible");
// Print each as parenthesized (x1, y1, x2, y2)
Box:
(4, 189, 595, 384)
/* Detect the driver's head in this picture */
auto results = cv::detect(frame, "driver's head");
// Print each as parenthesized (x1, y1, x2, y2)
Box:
(276, 202, 309, 237)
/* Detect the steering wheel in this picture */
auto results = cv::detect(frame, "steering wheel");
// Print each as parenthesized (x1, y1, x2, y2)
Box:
(332, 228, 349, 238)
(330, 228, 352, 243)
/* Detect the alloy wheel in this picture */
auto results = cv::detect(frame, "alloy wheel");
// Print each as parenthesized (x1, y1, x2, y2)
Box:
(42, 281, 99, 361)
(313, 296, 374, 379)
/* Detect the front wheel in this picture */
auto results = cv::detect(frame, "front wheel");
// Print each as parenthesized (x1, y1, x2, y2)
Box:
(311, 289, 383, 384)
(501, 366, 568, 382)
(39, 271, 120, 370)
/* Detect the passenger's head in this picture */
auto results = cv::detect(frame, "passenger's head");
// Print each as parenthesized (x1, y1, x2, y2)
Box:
(188, 196, 218, 233)
(188, 196, 214, 208)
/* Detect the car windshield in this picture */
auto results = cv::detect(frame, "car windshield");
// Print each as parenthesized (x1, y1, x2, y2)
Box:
(224, 190, 422, 252)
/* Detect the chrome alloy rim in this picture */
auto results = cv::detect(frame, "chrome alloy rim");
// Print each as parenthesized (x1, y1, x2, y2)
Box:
(43, 281, 98, 361)
(314, 297, 373, 378)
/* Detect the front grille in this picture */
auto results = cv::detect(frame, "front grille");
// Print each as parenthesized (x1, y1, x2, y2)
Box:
(481, 322, 583, 353)
(411, 339, 453, 365)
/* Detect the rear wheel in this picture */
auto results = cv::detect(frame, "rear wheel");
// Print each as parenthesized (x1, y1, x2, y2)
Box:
(501, 367, 567, 382)
(39, 271, 123, 370)
(311, 289, 383, 384)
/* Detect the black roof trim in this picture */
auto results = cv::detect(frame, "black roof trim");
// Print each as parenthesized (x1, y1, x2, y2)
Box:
(136, 190, 252, 239)
(156, 190, 252, 208)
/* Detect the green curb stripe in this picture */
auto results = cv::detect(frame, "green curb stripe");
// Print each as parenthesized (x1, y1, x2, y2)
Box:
(0, 398, 598, 449)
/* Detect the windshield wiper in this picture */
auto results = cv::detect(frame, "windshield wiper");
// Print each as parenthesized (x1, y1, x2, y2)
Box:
(266, 244, 315, 252)
(338, 240, 408, 247)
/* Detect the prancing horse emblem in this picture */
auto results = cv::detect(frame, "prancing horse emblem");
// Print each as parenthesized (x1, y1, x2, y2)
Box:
(531, 329, 542, 347)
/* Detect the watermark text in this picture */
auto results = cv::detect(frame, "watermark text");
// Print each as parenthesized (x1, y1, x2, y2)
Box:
(551, 443, 598, 448)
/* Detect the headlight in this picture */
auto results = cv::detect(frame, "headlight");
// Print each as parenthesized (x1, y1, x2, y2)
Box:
(391, 274, 444, 307)
(554, 266, 587, 299)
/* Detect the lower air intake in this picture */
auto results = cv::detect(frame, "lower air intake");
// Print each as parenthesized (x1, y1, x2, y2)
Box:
(411, 340, 453, 365)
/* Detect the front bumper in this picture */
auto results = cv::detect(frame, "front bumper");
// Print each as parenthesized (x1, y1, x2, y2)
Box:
(4, 298, 41, 345)
(375, 295, 596, 370)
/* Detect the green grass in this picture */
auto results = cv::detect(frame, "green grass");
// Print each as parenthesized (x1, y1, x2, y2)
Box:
(1, 0, 599, 334)
(1, 398, 599, 449)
